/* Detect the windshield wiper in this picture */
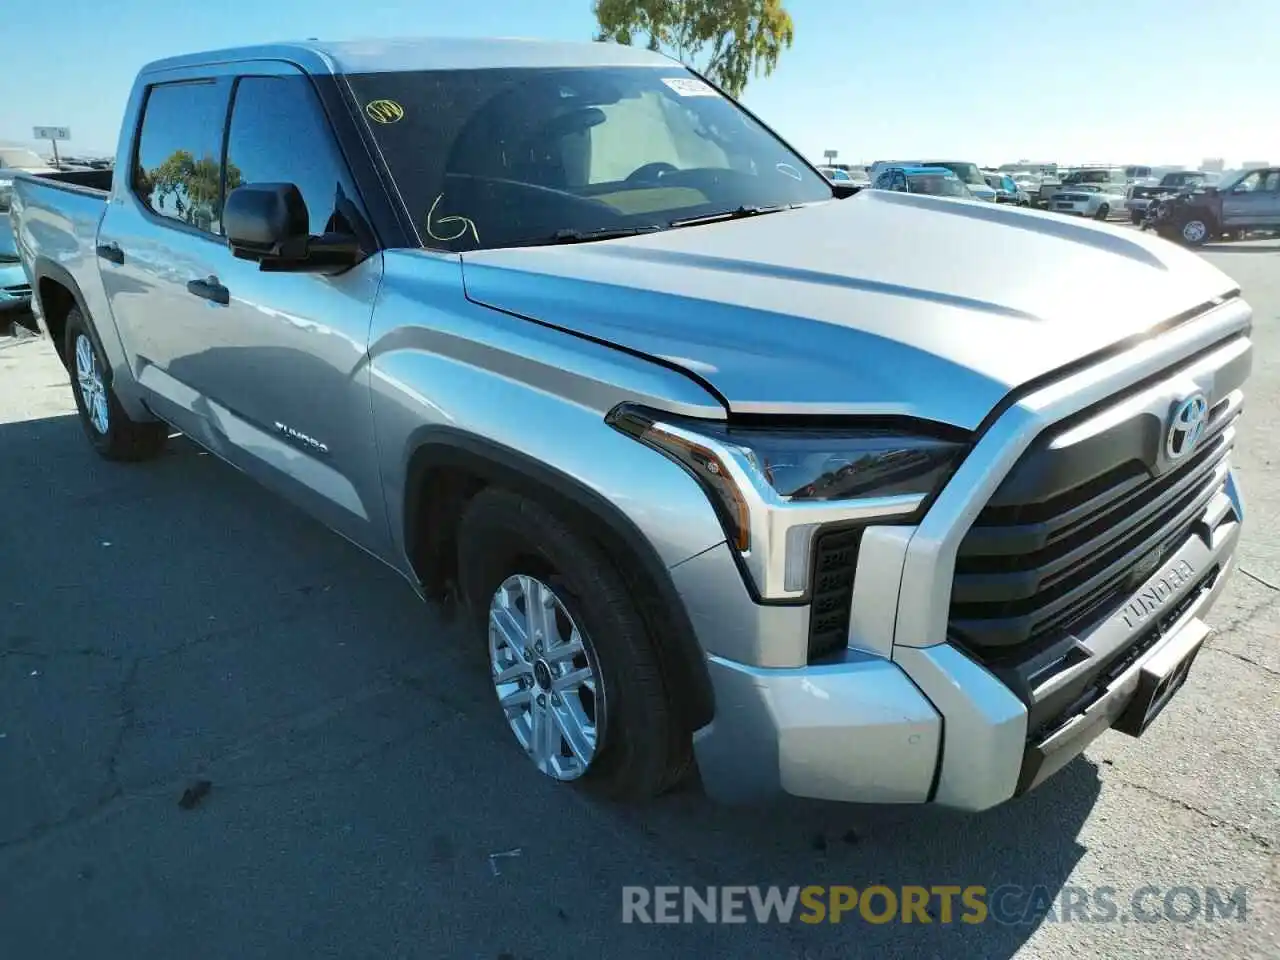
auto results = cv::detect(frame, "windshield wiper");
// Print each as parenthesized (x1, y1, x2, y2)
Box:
(668, 204, 796, 228)
(544, 225, 665, 245)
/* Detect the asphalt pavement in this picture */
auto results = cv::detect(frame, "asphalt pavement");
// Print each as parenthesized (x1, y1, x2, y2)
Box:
(1, 239, 1277, 960)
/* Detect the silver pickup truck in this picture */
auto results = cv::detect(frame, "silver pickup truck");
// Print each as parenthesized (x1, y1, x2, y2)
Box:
(10, 38, 1252, 811)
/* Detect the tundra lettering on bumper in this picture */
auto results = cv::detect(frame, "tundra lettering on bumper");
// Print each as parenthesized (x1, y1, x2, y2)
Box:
(681, 299, 1251, 811)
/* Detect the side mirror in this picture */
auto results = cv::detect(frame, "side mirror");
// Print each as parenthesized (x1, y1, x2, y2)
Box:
(224, 182, 360, 271)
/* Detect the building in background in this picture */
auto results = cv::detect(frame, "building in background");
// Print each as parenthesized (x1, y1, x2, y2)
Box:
(1241, 160, 1269, 169)
(1199, 157, 1226, 173)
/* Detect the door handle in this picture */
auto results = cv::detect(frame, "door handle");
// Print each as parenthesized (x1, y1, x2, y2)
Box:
(96, 242, 124, 265)
(186, 276, 230, 305)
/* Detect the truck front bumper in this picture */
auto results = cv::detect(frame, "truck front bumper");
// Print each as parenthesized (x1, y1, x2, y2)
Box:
(687, 471, 1243, 811)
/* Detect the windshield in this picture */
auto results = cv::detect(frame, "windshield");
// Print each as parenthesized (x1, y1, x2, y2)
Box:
(924, 161, 986, 186)
(1163, 172, 1205, 186)
(0, 147, 48, 170)
(1210, 169, 1247, 190)
(347, 67, 834, 251)
(907, 174, 969, 198)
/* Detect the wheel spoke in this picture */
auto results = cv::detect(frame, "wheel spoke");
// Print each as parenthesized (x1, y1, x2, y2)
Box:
(498, 685, 532, 713)
(525, 576, 562, 650)
(490, 606, 529, 661)
(529, 699, 560, 770)
(543, 632, 585, 664)
(551, 700, 594, 767)
(494, 660, 532, 685)
(553, 666, 593, 693)
(75, 336, 92, 378)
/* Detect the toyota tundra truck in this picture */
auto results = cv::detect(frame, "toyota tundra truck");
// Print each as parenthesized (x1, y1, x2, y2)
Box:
(9, 38, 1251, 811)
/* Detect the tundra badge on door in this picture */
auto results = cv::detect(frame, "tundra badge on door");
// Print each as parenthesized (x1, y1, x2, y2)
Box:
(274, 421, 329, 455)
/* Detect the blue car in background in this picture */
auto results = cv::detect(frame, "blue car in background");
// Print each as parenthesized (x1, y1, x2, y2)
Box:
(870, 165, 976, 200)
(0, 214, 34, 325)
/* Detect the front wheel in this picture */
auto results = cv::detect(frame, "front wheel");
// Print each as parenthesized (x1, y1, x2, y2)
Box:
(1178, 217, 1212, 246)
(65, 307, 168, 460)
(1130, 210, 1144, 225)
(457, 488, 689, 800)
(1094, 204, 1110, 221)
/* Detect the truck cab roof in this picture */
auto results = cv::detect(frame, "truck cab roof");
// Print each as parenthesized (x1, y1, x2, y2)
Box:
(142, 36, 675, 78)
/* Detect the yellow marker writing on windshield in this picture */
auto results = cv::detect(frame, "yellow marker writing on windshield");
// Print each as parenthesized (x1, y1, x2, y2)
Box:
(365, 99, 405, 124)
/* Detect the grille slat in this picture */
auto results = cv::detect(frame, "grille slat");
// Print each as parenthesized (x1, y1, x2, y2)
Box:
(951, 464, 1226, 647)
(953, 438, 1233, 602)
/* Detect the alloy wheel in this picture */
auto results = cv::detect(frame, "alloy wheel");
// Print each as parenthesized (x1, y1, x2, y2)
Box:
(487, 574, 606, 780)
(74, 334, 109, 435)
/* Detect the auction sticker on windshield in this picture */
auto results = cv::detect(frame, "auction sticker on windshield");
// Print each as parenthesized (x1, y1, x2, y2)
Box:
(662, 77, 719, 97)
(365, 99, 405, 124)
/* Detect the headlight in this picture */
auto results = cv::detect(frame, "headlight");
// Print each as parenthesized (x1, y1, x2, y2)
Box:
(607, 403, 967, 598)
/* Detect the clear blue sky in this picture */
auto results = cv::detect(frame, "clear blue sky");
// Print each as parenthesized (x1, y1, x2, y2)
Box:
(5, 0, 1276, 166)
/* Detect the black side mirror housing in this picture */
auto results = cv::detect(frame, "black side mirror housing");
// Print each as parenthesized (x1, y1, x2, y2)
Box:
(831, 182, 861, 198)
(225, 182, 361, 271)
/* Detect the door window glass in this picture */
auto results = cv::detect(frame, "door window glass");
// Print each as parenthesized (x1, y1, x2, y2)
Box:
(132, 80, 230, 234)
(225, 75, 361, 236)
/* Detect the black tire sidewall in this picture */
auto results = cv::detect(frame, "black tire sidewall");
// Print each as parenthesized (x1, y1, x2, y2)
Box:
(457, 489, 678, 799)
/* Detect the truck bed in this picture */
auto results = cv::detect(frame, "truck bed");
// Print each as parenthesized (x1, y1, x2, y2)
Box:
(30, 167, 113, 195)
(10, 169, 112, 330)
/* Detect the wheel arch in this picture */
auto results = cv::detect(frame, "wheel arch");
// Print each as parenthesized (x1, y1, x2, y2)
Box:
(403, 427, 716, 732)
(31, 259, 90, 368)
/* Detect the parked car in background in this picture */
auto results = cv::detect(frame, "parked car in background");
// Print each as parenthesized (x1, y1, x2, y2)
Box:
(1012, 173, 1042, 204)
(0, 147, 56, 175)
(868, 159, 997, 201)
(871, 165, 974, 199)
(1048, 182, 1128, 220)
(983, 172, 1030, 205)
(1126, 170, 1217, 223)
(1047, 167, 1130, 220)
(1035, 170, 1066, 207)
(0, 217, 33, 324)
(1147, 166, 1280, 245)
(1, 147, 56, 212)
(817, 165, 855, 184)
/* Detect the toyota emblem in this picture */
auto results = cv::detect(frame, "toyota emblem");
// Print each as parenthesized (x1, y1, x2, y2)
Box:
(1165, 393, 1209, 461)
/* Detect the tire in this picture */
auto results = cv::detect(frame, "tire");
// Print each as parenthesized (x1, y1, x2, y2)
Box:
(1094, 204, 1110, 221)
(457, 487, 690, 801)
(1130, 210, 1143, 225)
(1178, 216, 1212, 246)
(65, 308, 168, 461)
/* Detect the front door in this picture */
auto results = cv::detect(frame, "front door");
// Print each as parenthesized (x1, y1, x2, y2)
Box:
(1220, 170, 1274, 228)
(185, 65, 391, 555)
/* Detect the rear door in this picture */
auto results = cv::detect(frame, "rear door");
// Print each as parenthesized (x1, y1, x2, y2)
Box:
(97, 77, 233, 439)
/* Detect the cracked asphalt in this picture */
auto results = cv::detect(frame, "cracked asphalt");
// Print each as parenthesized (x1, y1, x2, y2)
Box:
(1, 239, 1277, 960)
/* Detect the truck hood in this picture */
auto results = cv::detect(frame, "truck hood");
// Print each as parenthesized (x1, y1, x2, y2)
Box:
(459, 190, 1238, 430)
